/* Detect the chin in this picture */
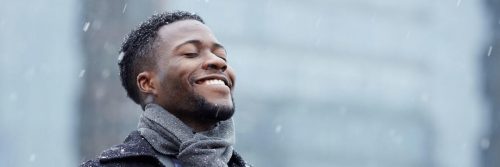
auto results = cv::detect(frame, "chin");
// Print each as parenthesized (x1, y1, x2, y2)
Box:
(193, 94, 235, 121)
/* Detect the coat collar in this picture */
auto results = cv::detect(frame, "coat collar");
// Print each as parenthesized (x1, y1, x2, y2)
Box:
(98, 131, 159, 163)
(97, 130, 249, 167)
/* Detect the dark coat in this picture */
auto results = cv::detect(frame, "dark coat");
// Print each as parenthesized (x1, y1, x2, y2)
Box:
(81, 131, 248, 167)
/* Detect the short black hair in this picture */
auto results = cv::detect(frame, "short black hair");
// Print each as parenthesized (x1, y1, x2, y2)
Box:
(118, 11, 204, 105)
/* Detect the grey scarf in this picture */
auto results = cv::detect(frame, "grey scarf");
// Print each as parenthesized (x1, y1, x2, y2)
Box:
(138, 103, 235, 167)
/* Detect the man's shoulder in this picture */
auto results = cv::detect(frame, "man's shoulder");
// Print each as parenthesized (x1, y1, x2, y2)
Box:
(80, 131, 164, 167)
(81, 130, 251, 167)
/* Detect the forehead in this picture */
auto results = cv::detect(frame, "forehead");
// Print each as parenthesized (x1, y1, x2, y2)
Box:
(156, 20, 218, 48)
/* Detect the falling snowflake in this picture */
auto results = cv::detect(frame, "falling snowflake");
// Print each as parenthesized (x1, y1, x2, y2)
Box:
(9, 92, 18, 102)
(488, 46, 493, 57)
(83, 22, 91, 32)
(118, 52, 125, 62)
(122, 3, 128, 13)
(29, 154, 36, 162)
(79, 69, 86, 78)
(275, 125, 282, 133)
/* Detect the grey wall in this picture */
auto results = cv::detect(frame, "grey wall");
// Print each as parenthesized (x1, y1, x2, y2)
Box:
(0, 0, 80, 166)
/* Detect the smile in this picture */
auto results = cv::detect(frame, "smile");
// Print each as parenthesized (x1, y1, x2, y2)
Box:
(195, 75, 231, 88)
(201, 79, 226, 86)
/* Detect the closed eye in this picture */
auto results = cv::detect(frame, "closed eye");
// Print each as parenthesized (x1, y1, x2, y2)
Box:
(184, 53, 199, 58)
(218, 56, 227, 62)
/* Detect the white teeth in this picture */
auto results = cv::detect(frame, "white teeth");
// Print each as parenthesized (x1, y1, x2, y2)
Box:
(204, 79, 225, 85)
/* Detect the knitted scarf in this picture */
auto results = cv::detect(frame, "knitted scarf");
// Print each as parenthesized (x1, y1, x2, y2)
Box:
(138, 103, 235, 167)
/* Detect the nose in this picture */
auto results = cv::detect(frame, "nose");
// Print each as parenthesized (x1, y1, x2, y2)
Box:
(202, 52, 227, 72)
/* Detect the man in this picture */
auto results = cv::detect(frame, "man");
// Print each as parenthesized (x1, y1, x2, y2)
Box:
(81, 11, 248, 167)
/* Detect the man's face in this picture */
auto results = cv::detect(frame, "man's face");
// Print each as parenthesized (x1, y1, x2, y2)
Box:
(152, 20, 236, 121)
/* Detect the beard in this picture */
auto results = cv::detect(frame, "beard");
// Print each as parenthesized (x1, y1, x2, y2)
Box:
(158, 76, 235, 123)
(190, 93, 235, 122)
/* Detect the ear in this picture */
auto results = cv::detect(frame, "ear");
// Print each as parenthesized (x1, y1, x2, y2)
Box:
(137, 71, 158, 96)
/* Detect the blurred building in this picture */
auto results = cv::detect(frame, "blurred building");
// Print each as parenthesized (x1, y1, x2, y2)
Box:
(171, 1, 491, 167)
(1, 0, 500, 167)
(483, 0, 500, 166)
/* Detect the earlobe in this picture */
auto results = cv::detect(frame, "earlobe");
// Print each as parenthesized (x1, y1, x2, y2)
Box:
(137, 72, 158, 95)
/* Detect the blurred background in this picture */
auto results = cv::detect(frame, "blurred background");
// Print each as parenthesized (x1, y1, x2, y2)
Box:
(1, 0, 500, 167)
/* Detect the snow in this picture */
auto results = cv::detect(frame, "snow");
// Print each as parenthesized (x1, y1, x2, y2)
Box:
(122, 3, 127, 14)
(275, 125, 282, 133)
(314, 17, 322, 28)
(29, 154, 36, 162)
(118, 52, 125, 62)
(79, 69, 86, 78)
(405, 31, 412, 39)
(23, 67, 36, 81)
(487, 46, 493, 57)
(83, 22, 90, 32)
(9, 92, 18, 102)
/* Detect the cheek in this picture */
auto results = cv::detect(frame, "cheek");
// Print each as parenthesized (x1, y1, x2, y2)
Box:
(166, 62, 196, 89)
(226, 67, 236, 87)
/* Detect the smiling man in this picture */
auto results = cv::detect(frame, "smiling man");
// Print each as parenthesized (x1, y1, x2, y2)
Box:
(81, 11, 248, 167)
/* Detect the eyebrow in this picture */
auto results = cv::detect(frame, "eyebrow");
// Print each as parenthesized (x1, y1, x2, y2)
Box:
(174, 39, 226, 52)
